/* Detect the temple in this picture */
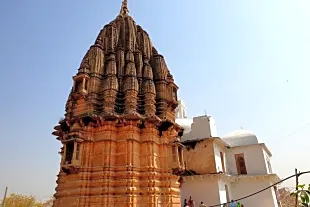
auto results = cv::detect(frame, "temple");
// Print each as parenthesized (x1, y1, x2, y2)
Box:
(52, 1, 185, 206)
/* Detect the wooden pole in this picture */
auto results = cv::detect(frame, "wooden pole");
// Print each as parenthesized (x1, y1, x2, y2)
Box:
(1, 187, 8, 207)
(295, 168, 298, 207)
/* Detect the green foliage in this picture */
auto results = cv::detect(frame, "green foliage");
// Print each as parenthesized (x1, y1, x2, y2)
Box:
(291, 184, 310, 207)
(0, 193, 45, 207)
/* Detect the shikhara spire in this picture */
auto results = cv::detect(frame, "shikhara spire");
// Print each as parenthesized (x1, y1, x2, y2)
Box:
(52, 1, 183, 206)
(119, 0, 129, 16)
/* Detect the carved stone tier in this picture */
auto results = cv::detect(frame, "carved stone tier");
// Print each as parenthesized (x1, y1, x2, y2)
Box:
(53, 117, 184, 207)
(64, 3, 179, 122)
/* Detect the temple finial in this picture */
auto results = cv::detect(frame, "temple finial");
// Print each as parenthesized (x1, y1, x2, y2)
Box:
(119, 0, 129, 16)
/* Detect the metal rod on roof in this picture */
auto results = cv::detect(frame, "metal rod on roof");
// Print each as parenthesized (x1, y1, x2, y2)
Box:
(295, 168, 298, 207)
(1, 187, 8, 207)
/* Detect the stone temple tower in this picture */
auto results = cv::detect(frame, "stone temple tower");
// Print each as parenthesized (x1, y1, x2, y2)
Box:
(52, 1, 185, 206)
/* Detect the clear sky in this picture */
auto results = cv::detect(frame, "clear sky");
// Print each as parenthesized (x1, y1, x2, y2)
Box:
(0, 0, 309, 201)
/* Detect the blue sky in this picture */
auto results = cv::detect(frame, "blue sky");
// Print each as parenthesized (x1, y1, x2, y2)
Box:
(0, 0, 309, 201)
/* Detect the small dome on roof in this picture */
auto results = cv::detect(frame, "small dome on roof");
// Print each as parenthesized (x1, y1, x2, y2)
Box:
(222, 129, 261, 147)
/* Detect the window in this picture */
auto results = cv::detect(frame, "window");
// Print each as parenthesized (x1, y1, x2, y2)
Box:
(234, 153, 247, 175)
(74, 79, 83, 92)
(65, 142, 74, 164)
(76, 143, 81, 160)
(85, 79, 88, 91)
(178, 147, 183, 164)
(172, 88, 177, 100)
(172, 146, 176, 162)
(220, 151, 226, 173)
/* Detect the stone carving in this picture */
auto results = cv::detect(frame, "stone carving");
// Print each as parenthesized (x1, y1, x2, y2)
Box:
(52, 1, 184, 206)
(66, 6, 178, 120)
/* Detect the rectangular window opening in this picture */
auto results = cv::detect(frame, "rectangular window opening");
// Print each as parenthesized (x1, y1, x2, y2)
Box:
(74, 80, 82, 92)
(220, 151, 226, 173)
(65, 142, 74, 164)
(172, 88, 177, 100)
(178, 147, 182, 164)
(84, 79, 88, 91)
(234, 153, 247, 175)
(76, 143, 81, 160)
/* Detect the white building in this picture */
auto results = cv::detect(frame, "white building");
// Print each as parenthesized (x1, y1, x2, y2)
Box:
(176, 100, 280, 207)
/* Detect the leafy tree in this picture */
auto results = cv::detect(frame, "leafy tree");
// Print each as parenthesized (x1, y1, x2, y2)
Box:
(291, 184, 310, 207)
(0, 193, 45, 207)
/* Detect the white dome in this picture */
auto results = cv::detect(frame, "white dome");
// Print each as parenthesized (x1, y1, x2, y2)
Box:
(176, 118, 193, 134)
(222, 129, 260, 147)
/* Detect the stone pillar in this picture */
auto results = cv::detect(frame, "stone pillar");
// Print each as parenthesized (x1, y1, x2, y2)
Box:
(82, 78, 86, 91)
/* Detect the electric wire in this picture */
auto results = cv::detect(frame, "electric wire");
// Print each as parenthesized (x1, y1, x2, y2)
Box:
(208, 171, 310, 207)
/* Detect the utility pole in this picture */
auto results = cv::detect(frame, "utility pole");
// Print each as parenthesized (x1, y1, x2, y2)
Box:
(1, 187, 8, 207)
(295, 168, 298, 207)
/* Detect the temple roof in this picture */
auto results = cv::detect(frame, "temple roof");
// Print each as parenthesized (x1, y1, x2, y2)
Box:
(67, 0, 179, 121)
